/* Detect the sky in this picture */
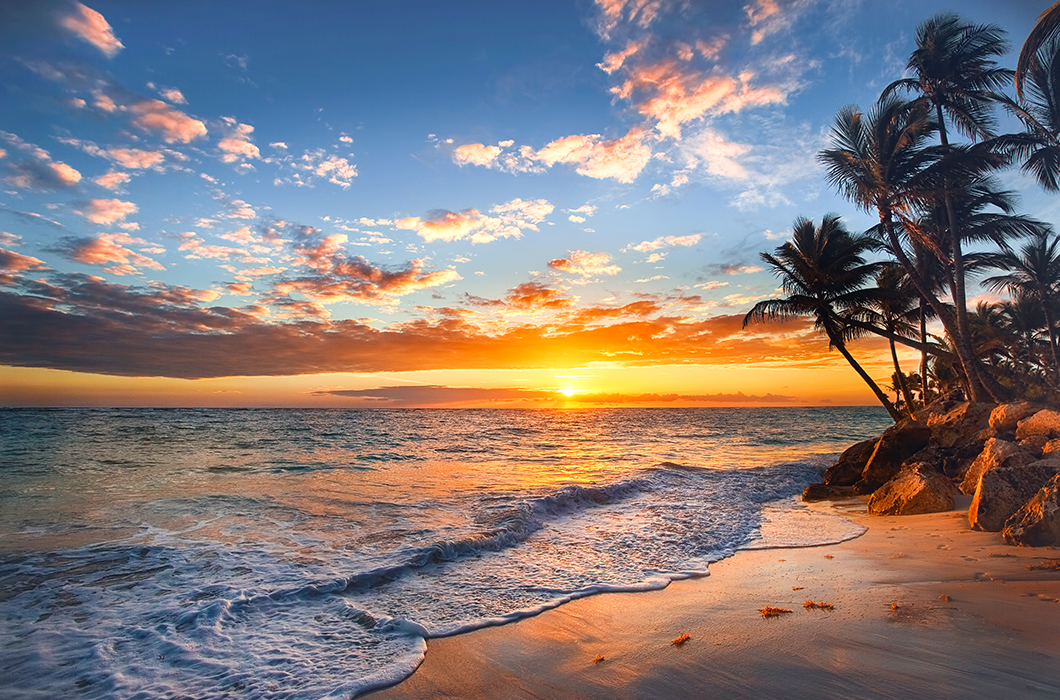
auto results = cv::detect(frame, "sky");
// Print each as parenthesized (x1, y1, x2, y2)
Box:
(0, 0, 1055, 408)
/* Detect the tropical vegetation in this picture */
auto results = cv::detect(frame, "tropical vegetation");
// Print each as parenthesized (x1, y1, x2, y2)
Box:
(745, 11, 1060, 420)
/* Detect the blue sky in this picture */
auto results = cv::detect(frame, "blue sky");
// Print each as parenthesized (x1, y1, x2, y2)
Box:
(0, 0, 1054, 407)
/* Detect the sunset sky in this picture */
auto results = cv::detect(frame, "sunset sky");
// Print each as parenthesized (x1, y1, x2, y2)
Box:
(0, 0, 1053, 408)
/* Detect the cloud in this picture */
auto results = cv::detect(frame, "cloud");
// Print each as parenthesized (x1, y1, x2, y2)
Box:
(58, 2, 123, 57)
(396, 198, 553, 244)
(4, 160, 81, 190)
(218, 118, 260, 163)
(108, 147, 165, 169)
(504, 281, 576, 310)
(612, 61, 787, 140)
(548, 250, 621, 277)
(534, 127, 652, 183)
(623, 234, 702, 254)
(695, 280, 730, 290)
(321, 385, 558, 406)
(76, 198, 137, 225)
(158, 87, 187, 104)
(129, 99, 207, 143)
(0, 276, 832, 380)
(0, 131, 81, 190)
(94, 171, 131, 190)
(48, 232, 164, 275)
(453, 143, 502, 167)
(0, 248, 48, 273)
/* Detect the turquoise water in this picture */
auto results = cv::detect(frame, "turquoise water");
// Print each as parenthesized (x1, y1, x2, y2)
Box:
(0, 407, 890, 698)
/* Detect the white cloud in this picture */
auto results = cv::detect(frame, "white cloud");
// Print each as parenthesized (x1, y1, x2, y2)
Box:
(396, 198, 554, 244)
(59, 2, 124, 57)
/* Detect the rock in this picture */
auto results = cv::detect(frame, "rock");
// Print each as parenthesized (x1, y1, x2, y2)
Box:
(854, 424, 933, 494)
(1015, 409, 1060, 441)
(959, 438, 1034, 495)
(802, 483, 855, 502)
(1019, 434, 1049, 457)
(823, 438, 878, 487)
(1003, 474, 1060, 547)
(1045, 439, 1060, 456)
(990, 401, 1039, 433)
(968, 459, 1060, 532)
(926, 401, 993, 448)
(868, 463, 958, 516)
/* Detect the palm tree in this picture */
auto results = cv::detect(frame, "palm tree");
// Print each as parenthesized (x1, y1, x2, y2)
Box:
(819, 97, 976, 394)
(981, 231, 1060, 383)
(860, 264, 920, 415)
(883, 12, 1013, 402)
(743, 215, 903, 421)
(1002, 32, 1060, 191)
(1016, 1, 1060, 101)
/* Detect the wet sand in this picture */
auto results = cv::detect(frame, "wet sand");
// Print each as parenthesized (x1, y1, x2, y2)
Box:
(368, 498, 1060, 699)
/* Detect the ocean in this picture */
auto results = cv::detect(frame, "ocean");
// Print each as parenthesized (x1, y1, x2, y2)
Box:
(0, 407, 891, 699)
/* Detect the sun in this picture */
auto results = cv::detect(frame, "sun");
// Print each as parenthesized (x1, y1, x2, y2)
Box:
(558, 387, 577, 397)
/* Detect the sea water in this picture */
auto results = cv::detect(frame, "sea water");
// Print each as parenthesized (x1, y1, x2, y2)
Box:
(0, 407, 891, 699)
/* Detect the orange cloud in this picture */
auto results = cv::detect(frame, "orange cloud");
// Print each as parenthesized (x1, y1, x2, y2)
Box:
(396, 198, 553, 244)
(548, 250, 621, 277)
(107, 148, 165, 169)
(94, 171, 130, 190)
(129, 99, 207, 143)
(77, 198, 137, 225)
(59, 2, 124, 57)
(50, 232, 164, 275)
(218, 119, 260, 163)
(0, 248, 48, 273)
(535, 127, 652, 182)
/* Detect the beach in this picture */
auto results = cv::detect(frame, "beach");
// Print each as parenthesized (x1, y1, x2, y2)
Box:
(369, 497, 1060, 699)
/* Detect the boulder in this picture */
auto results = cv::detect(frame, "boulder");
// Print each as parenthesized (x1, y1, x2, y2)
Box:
(868, 463, 958, 516)
(823, 438, 878, 487)
(1015, 409, 1060, 442)
(1044, 438, 1060, 456)
(959, 438, 1034, 495)
(854, 424, 933, 494)
(926, 401, 993, 448)
(802, 483, 855, 502)
(990, 401, 1038, 434)
(1019, 434, 1049, 457)
(1003, 474, 1060, 547)
(968, 459, 1060, 532)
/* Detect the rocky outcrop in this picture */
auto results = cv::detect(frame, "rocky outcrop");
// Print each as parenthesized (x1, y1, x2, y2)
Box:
(823, 438, 878, 487)
(959, 438, 1034, 495)
(1044, 439, 1060, 456)
(868, 463, 958, 516)
(990, 401, 1039, 434)
(1015, 409, 1060, 442)
(1003, 474, 1060, 547)
(802, 483, 855, 502)
(968, 459, 1060, 532)
(927, 402, 993, 448)
(855, 424, 932, 494)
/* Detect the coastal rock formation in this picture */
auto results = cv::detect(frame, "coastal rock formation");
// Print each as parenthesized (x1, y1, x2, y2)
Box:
(855, 424, 932, 494)
(927, 402, 993, 448)
(959, 439, 1034, 495)
(968, 459, 1060, 532)
(1003, 474, 1060, 547)
(868, 463, 957, 516)
(823, 438, 878, 487)
(1044, 439, 1060, 456)
(1015, 409, 1060, 442)
(1019, 434, 1050, 456)
(802, 483, 854, 502)
(990, 401, 1038, 434)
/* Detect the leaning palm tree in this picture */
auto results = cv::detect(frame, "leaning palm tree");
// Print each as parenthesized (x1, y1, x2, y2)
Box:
(1016, 1, 1060, 100)
(867, 264, 920, 415)
(883, 13, 1013, 402)
(981, 231, 1060, 384)
(819, 97, 979, 396)
(743, 215, 903, 421)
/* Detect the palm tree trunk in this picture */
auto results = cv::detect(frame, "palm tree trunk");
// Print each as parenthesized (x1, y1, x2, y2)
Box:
(919, 301, 930, 402)
(830, 332, 904, 422)
(889, 336, 917, 416)
(935, 107, 1002, 403)
(1042, 301, 1060, 385)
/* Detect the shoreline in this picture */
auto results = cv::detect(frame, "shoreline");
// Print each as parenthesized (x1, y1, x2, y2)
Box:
(368, 498, 1060, 699)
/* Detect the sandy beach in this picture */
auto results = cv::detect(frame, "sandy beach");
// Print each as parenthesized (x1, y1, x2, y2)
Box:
(369, 497, 1060, 699)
